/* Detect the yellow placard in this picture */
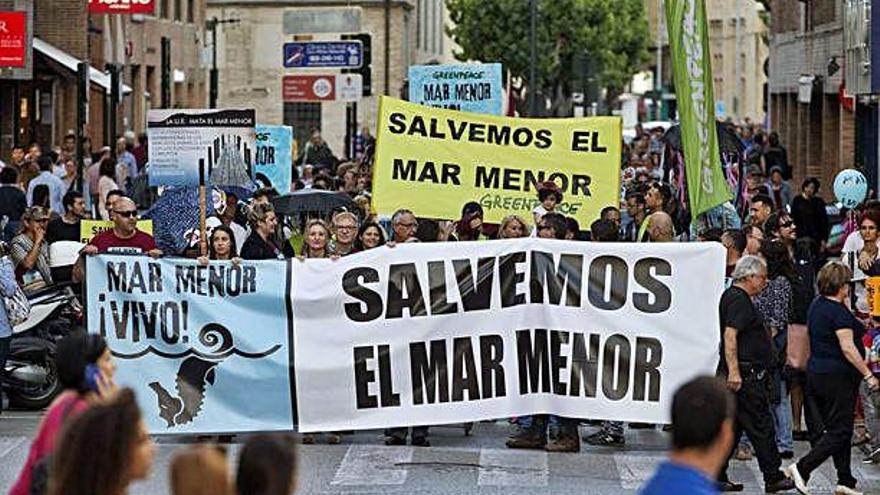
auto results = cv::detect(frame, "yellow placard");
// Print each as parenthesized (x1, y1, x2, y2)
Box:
(867, 276, 880, 317)
(80, 220, 154, 243)
(371, 96, 622, 224)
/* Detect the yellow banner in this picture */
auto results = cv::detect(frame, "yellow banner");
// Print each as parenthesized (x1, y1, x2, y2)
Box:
(371, 97, 621, 225)
(80, 220, 154, 243)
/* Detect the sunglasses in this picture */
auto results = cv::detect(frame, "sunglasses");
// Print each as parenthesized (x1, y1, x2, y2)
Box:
(780, 221, 794, 228)
(114, 210, 138, 218)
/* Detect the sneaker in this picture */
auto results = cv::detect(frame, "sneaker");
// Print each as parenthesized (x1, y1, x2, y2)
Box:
(784, 464, 810, 495)
(834, 486, 863, 495)
(717, 481, 744, 492)
(765, 477, 795, 493)
(584, 430, 625, 447)
(506, 435, 546, 450)
(862, 446, 880, 464)
(734, 445, 753, 461)
(544, 436, 580, 453)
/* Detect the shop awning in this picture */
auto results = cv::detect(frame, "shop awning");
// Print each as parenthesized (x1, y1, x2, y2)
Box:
(33, 37, 132, 95)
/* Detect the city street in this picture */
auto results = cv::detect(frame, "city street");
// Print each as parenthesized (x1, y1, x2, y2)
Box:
(2, 411, 880, 494)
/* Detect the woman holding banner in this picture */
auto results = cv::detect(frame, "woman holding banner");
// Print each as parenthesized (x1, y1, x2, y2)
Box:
(298, 220, 332, 260)
(353, 222, 387, 252)
(197, 226, 242, 266)
(498, 215, 529, 239)
(240, 204, 285, 261)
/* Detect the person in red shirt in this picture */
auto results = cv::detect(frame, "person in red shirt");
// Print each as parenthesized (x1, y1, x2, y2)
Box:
(73, 197, 162, 281)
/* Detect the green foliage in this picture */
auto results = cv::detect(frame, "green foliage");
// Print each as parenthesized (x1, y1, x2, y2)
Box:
(446, 0, 651, 98)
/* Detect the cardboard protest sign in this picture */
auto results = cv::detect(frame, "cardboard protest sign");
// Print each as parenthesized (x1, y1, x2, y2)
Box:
(86, 256, 293, 434)
(80, 220, 153, 243)
(292, 239, 723, 432)
(147, 109, 256, 187)
(408, 63, 503, 114)
(371, 97, 621, 225)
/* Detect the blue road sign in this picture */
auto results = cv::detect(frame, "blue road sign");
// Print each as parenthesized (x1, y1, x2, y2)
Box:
(283, 41, 363, 69)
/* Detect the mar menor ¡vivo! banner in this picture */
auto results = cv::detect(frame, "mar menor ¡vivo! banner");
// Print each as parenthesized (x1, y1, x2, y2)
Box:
(292, 239, 724, 432)
(147, 109, 256, 187)
(254, 125, 293, 193)
(88, 0, 155, 14)
(371, 97, 621, 225)
(86, 255, 293, 434)
(408, 63, 503, 115)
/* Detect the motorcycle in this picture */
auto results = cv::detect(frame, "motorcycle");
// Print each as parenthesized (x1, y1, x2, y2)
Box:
(1, 222, 84, 409)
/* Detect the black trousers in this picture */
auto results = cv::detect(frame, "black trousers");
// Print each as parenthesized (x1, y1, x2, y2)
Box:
(797, 372, 859, 489)
(719, 365, 784, 484)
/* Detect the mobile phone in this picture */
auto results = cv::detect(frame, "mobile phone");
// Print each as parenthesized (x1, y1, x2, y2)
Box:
(84, 364, 101, 392)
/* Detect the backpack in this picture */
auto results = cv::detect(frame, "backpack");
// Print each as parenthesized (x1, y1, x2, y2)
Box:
(2, 264, 30, 326)
(791, 242, 816, 325)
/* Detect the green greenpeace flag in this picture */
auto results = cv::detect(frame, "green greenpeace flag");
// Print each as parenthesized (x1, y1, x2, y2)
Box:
(665, 0, 732, 217)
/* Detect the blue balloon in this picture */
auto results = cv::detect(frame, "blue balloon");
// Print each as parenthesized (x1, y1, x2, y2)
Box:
(833, 169, 868, 209)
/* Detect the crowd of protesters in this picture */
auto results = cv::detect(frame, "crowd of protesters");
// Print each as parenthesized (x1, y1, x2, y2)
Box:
(3, 119, 880, 495)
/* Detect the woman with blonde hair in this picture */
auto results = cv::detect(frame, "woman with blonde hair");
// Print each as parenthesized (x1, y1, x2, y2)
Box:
(171, 444, 233, 495)
(300, 219, 332, 259)
(498, 215, 529, 239)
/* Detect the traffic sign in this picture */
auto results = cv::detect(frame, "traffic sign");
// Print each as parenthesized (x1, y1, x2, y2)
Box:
(283, 74, 363, 102)
(283, 42, 363, 69)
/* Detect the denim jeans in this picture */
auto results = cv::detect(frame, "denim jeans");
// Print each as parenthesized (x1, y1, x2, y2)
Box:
(772, 376, 794, 451)
(861, 381, 880, 451)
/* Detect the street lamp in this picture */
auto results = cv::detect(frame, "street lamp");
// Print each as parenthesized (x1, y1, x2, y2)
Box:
(206, 16, 240, 109)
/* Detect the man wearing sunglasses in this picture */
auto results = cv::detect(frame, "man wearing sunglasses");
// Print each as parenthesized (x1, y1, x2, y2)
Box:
(73, 197, 162, 282)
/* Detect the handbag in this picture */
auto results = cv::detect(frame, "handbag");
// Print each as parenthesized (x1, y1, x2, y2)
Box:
(4, 283, 30, 327)
(786, 323, 810, 371)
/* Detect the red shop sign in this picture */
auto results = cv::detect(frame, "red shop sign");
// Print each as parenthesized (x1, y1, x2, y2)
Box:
(0, 11, 27, 68)
(88, 0, 156, 14)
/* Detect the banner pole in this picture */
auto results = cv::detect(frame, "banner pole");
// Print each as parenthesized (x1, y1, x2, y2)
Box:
(199, 158, 207, 257)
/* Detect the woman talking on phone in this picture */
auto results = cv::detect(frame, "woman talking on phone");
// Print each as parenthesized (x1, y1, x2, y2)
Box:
(9, 332, 117, 495)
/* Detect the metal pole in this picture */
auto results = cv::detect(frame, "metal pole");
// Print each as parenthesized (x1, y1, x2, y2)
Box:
(656, 0, 663, 120)
(209, 17, 218, 109)
(384, 0, 391, 95)
(529, 0, 537, 117)
(735, 0, 742, 119)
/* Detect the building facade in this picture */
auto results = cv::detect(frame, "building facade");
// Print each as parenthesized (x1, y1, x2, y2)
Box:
(207, 0, 457, 158)
(767, 0, 854, 190)
(643, 0, 768, 123)
(0, 0, 206, 161)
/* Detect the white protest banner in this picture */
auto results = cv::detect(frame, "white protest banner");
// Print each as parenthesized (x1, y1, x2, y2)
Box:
(291, 239, 724, 433)
(86, 255, 294, 434)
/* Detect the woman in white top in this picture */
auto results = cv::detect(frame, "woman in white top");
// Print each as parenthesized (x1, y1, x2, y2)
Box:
(841, 209, 880, 319)
(96, 158, 119, 220)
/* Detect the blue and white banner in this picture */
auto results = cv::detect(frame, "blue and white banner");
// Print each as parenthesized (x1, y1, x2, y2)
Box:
(408, 63, 503, 115)
(86, 255, 293, 434)
(254, 125, 293, 193)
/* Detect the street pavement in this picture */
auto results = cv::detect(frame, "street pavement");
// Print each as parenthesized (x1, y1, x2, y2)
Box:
(2, 412, 880, 494)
